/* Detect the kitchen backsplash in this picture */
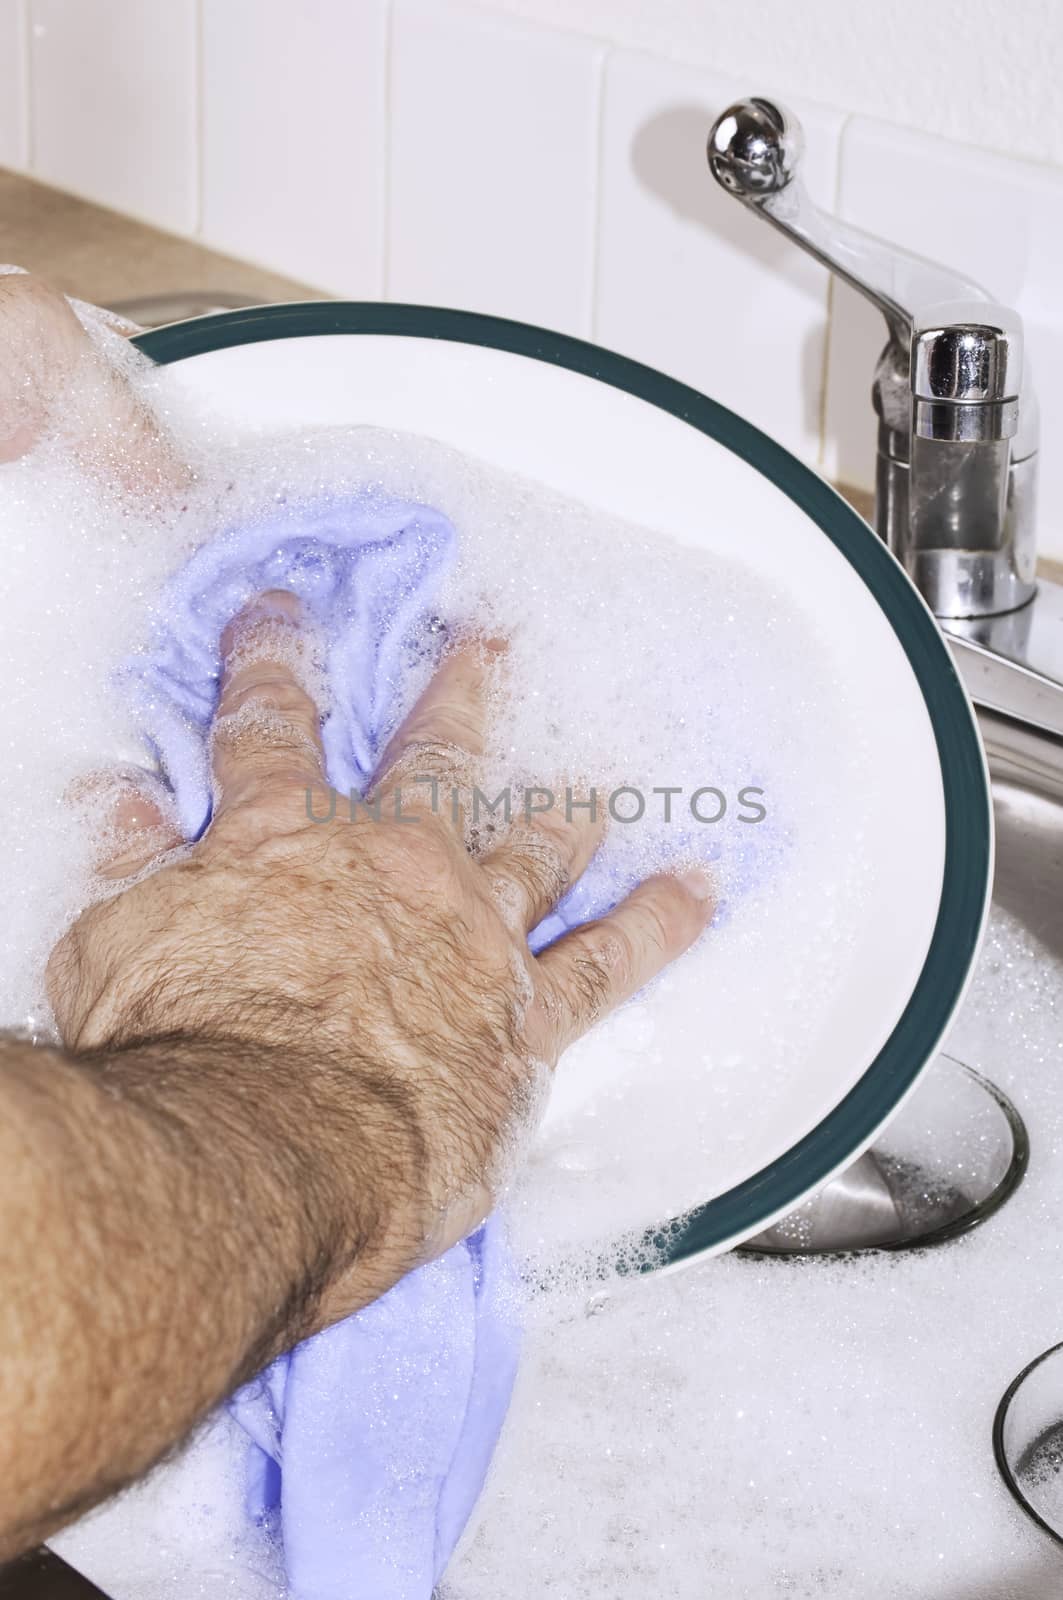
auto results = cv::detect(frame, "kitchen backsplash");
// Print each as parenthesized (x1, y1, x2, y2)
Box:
(2, 0, 1062, 557)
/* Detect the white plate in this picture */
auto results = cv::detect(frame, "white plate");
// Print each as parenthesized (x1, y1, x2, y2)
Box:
(136, 303, 993, 1263)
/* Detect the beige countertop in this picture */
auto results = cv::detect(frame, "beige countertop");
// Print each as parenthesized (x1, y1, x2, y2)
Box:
(0, 168, 320, 310)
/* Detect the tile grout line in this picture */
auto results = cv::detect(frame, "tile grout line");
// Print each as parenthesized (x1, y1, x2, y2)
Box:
(20, 0, 33, 171)
(587, 42, 612, 343)
(816, 112, 851, 474)
(192, 0, 205, 239)
(380, 0, 396, 300)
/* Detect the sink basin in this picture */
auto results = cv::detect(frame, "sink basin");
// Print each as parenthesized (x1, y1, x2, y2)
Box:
(6, 304, 1059, 1597)
(991, 774, 1063, 960)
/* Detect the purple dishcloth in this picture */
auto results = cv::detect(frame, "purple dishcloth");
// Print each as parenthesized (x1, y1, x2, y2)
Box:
(124, 493, 522, 1599)
(127, 490, 458, 840)
(228, 1224, 521, 1600)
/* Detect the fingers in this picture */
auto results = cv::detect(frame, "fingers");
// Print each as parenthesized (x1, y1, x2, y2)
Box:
(533, 870, 714, 1057)
(74, 769, 184, 880)
(210, 591, 328, 815)
(481, 792, 606, 933)
(0, 272, 189, 496)
(370, 635, 505, 818)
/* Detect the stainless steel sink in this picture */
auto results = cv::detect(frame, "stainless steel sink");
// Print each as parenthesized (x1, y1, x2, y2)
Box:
(991, 776, 1063, 960)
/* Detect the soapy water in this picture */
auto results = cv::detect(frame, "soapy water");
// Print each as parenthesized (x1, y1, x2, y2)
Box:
(52, 908, 1063, 1598)
(441, 907, 1063, 1600)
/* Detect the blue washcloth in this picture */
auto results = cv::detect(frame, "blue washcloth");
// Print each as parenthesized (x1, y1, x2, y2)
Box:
(228, 1224, 521, 1599)
(125, 493, 523, 1599)
(128, 491, 458, 840)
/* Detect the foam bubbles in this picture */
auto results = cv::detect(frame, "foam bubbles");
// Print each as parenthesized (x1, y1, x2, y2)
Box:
(440, 907, 1063, 1600)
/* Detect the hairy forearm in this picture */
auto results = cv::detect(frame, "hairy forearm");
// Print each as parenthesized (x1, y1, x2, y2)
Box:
(0, 1032, 422, 1560)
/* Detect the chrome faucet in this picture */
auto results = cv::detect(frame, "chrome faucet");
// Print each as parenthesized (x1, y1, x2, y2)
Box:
(706, 98, 1063, 793)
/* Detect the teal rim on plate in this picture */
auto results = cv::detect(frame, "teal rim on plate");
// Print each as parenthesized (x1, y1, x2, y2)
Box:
(134, 302, 993, 1271)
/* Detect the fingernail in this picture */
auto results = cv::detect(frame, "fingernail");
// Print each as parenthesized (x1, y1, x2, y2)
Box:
(220, 590, 303, 659)
(248, 589, 304, 625)
(677, 868, 714, 903)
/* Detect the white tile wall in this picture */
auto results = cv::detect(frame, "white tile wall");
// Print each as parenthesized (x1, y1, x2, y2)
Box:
(0, 0, 28, 172)
(823, 115, 1063, 559)
(200, 0, 389, 296)
(4, 0, 1063, 556)
(597, 51, 844, 463)
(388, 0, 605, 334)
(29, 0, 197, 234)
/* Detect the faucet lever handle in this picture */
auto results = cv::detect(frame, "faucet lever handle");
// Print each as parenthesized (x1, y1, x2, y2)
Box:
(706, 98, 987, 344)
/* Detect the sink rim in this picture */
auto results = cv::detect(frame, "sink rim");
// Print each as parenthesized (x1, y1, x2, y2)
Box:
(993, 1336, 1063, 1549)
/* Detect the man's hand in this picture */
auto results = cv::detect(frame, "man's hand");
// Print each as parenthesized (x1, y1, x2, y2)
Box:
(49, 591, 713, 1300)
(0, 272, 714, 1560)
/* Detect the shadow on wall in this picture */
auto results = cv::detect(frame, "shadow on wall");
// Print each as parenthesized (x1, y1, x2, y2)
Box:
(627, 103, 831, 460)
